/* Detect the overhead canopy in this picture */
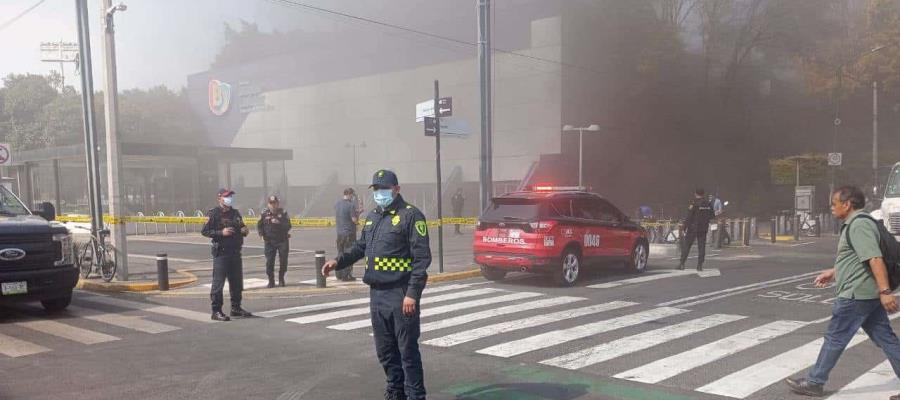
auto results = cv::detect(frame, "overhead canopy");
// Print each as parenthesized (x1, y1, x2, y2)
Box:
(9, 143, 293, 167)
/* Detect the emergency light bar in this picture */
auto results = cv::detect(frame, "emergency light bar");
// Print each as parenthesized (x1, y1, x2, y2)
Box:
(530, 185, 587, 192)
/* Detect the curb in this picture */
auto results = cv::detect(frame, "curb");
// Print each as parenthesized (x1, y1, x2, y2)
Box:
(151, 268, 483, 298)
(76, 270, 198, 293)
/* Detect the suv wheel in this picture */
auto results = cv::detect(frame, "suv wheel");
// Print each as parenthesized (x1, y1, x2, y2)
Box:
(41, 292, 72, 313)
(480, 266, 507, 281)
(627, 241, 649, 273)
(556, 250, 580, 287)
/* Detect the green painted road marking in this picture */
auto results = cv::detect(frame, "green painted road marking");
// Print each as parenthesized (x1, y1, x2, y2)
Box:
(443, 365, 693, 400)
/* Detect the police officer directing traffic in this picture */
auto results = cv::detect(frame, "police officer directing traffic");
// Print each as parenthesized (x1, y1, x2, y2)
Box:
(322, 170, 431, 400)
(258, 195, 291, 288)
(678, 188, 715, 271)
(202, 188, 253, 321)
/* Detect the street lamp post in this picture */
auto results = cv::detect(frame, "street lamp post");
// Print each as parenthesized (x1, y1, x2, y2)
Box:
(345, 141, 366, 186)
(562, 124, 600, 187)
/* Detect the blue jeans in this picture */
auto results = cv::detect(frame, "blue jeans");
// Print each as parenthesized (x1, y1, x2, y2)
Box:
(808, 297, 900, 384)
(370, 286, 425, 399)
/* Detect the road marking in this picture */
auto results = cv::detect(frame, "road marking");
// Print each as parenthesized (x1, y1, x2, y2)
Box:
(16, 320, 120, 345)
(790, 242, 816, 247)
(540, 313, 745, 370)
(0, 332, 50, 357)
(697, 334, 868, 398)
(419, 296, 586, 332)
(286, 288, 502, 324)
(66, 306, 180, 334)
(423, 301, 638, 348)
(827, 360, 900, 400)
(657, 271, 820, 308)
(128, 254, 201, 263)
(476, 307, 689, 358)
(202, 278, 270, 291)
(587, 270, 696, 289)
(257, 283, 472, 318)
(80, 296, 216, 323)
(328, 292, 543, 330)
(614, 320, 807, 384)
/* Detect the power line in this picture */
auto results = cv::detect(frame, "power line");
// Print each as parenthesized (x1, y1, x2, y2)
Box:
(0, 0, 47, 33)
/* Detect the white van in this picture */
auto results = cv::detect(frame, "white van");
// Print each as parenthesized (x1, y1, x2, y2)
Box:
(876, 162, 900, 234)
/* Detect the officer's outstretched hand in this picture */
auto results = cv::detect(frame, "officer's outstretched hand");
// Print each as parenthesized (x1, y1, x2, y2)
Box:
(322, 260, 338, 277)
(402, 296, 416, 316)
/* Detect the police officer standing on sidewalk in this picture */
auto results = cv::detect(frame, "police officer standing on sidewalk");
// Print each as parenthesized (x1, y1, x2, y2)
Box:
(258, 195, 291, 288)
(678, 188, 714, 271)
(322, 170, 431, 400)
(202, 188, 253, 321)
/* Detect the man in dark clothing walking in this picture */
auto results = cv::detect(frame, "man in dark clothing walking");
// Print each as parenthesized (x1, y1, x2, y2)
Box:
(257, 195, 291, 288)
(334, 188, 358, 282)
(451, 188, 465, 235)
(323, 170, 431, 400)
(679, 188, 714, 271)
(202, 188, 253, 321)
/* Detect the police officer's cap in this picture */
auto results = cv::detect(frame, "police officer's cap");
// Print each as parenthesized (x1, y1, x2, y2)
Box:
(217, 188, 235, 197)
(370, 169, 399, 189)
(268, 195, 279, 203)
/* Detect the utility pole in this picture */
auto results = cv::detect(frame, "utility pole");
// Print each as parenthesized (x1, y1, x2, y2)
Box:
(75, 0, 103, 236)
(101, 0, 129, 280)
(433, 80, 444, 274)
(873, 80, 879, 196)
(477, 0, 493, 213)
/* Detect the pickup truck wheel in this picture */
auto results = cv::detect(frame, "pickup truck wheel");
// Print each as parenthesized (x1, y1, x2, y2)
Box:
(480, 266, 507, 281)
(555, 250, 580, 287)
(41, 292, 72, 313)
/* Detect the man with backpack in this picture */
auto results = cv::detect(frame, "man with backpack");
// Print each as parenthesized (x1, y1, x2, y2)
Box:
(786, 186, 900, 398)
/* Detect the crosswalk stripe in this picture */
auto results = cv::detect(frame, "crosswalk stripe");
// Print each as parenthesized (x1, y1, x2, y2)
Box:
(614, 319, 807, 384)
(286, 288, 502, 325)
(67, 306, 180, 334)
(827, 360, 900, 400)
(0, 332, 50, 357)
(423, 301, 638, 348)
(256, 283, 472, 318)
(587, 270, 696, 289)
(328, 292, 544, 330)
(476, 307, 689, 358)
(696, 334, 869, 398)
(16, 320, 120, 345)
(420, 296, 586, 333)
(541, 313, 746, 370)
(79, 296, 216, 323)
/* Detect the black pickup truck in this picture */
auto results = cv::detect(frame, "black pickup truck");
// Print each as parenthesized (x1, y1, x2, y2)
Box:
(0, 185, 76, 312)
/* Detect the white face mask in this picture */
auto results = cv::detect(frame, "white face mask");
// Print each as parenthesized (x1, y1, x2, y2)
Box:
(222, 196, 234, 207)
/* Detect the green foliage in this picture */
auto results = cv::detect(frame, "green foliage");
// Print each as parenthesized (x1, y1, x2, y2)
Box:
(770, 154, 827, 185)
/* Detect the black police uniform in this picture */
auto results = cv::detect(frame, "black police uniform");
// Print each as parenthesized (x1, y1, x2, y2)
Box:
(679, 197, 715, 270)
(202, 206, 248, 315)
(333, 171, 431, 400)
(257, 206, 291, 287)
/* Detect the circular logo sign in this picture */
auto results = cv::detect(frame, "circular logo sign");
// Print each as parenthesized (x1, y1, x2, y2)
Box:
(0, 248, 26, 261)
(208, 80, 232, 116)
(0, 144, 10, 165)
(828, 153, 842, 166)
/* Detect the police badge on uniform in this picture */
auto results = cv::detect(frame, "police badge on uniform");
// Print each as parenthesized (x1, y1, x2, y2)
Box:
(415, 220, 427, 237)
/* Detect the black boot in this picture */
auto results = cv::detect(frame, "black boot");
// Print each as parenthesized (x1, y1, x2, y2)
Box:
(267, 277, 275, 289)
(279, 273, 286, 287)
(677, 263, 685, 271)
(697, 264, 703, 272)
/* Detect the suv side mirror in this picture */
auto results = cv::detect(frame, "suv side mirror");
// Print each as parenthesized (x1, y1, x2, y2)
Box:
(34, 202, 56, 221)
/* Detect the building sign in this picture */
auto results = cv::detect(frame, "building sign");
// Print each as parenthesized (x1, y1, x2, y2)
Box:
(237, 82, 273, 114)
(208, 80, 232, 116)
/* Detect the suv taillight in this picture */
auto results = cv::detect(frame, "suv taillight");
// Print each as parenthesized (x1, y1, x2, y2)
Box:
(476, 220, 484, 231)
(529, 220, 556, 234)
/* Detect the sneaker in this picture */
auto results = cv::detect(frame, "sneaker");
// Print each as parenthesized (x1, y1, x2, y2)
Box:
(230, 306, 253, 318)
(211, 311, 231, 321)
(785, 377, 824, 397)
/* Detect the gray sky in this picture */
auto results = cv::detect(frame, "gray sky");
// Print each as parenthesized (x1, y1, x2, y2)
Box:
(0, 0, 337, 90)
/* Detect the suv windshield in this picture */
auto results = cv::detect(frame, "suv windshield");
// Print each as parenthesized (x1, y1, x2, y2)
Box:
(0, 186, 30, 216)
(887, 166, 900, 198)
(482, 198, 544, 221)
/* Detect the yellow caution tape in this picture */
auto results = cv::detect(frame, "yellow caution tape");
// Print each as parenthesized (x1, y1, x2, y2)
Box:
(56, 215, 482, 227)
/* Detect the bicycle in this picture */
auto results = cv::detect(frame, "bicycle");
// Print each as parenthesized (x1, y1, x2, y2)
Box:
(798, 212, 818, 237)
(77, 229, 118, 282)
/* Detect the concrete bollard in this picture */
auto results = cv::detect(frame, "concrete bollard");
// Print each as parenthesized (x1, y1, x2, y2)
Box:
(315, 250, 326, 288)
(743, 218, 751, 246)
(771, 217, 777, 243)
(815, 215, 822, 237)
(156, 253, 169, 291)
(794, 214, 801, 241)
(738, 220, 745, 245)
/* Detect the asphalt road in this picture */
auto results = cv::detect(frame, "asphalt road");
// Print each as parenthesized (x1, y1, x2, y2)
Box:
(4, 235, 899, 400)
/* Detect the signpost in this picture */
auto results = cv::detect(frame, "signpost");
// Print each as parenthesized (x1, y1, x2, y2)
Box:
(415, 97, 452, 122)
(424, 116, 469, 138)
(827, 152, 842, 166)
(431, 82, 445, 273)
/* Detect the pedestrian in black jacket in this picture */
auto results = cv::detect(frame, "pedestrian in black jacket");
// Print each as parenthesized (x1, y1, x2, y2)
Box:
(679, 188, 715, 271)
(257, 195, 291, 288)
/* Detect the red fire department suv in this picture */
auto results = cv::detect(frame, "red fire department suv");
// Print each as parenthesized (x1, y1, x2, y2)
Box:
(473, 186, 649, 286)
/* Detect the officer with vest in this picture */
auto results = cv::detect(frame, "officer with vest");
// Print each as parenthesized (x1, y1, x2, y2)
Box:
(679, 188, 715, 271)
(322, 170, 431, 400)
(202, 188, 253, 321)
(257, 195, 291, 288)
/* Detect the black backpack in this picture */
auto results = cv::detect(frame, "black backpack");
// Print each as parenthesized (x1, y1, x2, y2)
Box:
(844, 214, 900, 290)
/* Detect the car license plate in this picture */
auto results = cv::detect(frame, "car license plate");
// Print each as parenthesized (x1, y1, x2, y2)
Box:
(1, 281, 27, 295)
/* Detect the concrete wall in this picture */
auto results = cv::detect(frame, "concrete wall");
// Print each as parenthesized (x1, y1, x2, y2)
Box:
(229, 16, 562, 189)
